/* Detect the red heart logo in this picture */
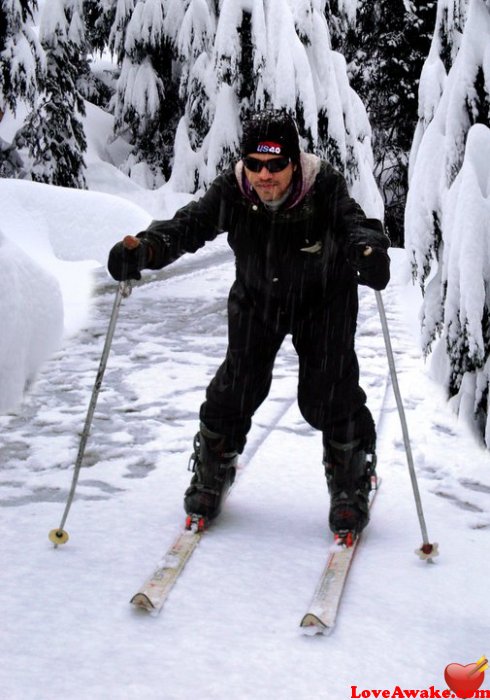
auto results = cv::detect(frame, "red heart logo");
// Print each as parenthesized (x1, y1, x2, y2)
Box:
(444, 662, 485, 698)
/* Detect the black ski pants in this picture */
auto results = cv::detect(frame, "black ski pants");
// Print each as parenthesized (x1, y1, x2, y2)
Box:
(200, 280, 375, 453)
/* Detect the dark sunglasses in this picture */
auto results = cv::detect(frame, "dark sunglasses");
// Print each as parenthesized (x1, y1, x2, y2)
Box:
(243, 156, 291, 173)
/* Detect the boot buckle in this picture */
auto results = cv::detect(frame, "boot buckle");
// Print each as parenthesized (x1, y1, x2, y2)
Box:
(188, 453, 198, 473)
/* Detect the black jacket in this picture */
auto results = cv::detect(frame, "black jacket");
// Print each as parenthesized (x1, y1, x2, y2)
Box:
(140, 154, 390, 308)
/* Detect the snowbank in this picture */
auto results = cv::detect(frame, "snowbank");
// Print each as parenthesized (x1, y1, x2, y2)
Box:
(0, 177, 151, 267)
(0, 177, 152, 413)
(0, 95, 195, 416)
(0, 229, 63, 413)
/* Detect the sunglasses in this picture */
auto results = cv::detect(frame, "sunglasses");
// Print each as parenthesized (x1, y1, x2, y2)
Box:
(243, 156, 291, 173)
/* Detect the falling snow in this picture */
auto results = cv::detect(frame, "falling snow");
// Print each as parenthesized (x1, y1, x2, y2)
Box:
(0, 93, 489, 700)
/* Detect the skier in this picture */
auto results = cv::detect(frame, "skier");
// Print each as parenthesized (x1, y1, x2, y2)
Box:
(107, 109, 390, 539)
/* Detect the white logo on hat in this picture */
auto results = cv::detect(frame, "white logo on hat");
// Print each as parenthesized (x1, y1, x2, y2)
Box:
(256, 141, 282, 154)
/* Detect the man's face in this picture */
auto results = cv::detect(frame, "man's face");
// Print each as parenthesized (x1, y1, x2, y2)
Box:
(243, 153, 295, 203)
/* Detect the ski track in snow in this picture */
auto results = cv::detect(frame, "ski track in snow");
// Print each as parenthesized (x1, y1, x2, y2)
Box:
(1, 246, 490, 699)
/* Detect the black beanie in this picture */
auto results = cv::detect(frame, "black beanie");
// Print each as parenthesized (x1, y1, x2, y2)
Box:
(240, 109, 301, 162)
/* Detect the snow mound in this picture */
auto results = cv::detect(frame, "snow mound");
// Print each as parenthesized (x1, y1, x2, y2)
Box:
(0, 177, 152, 413)
(0, 229, 63, 413)
(0, 178, 152, 266)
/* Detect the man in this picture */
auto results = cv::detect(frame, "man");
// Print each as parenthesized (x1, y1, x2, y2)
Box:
(108, 109, 390, 540)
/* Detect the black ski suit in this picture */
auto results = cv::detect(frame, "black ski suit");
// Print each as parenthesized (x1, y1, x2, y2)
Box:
(138, 154, 390, 452)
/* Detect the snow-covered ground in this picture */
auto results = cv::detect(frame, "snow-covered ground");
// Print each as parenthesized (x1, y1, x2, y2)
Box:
(0, 100, 489, 699)
(1, 167, 490, 698)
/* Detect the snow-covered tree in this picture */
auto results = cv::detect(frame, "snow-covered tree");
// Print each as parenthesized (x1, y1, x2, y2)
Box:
(109, 0, 135, 62)
(84, 0, 115, 53)
(16, 0, 87, 187)
(327, 0, 359, 47)
(0, 0, 43, 114)
(168, 0, 216, 154)
(76, 0, 116, 108)
(170, 0, 382, 219)
(435, 0, 468, 72)
(0, 0, 44, 177)
(409, 0, 468, 170)
(405, 0, 490, 445)
(112, 0, 182, 187)
(332, 0, 437, 245)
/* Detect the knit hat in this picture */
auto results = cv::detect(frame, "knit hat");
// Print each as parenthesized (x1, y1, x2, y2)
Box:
(240, 109, 301, 162)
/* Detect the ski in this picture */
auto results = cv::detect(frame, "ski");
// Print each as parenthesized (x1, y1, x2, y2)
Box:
(300, 478, 380, 635)
(131, 448, 242, 614)
(130, 515, 207, 613)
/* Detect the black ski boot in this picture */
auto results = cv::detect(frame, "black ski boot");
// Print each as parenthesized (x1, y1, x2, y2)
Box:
(184, 424, 238, 523)
(323, 438, 376, 542)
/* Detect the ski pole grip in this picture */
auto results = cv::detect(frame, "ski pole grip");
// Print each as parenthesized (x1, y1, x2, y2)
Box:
(122, 235, 141, 250)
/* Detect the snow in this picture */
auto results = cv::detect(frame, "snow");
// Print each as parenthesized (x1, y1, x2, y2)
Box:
(116, 56, 163, 124)
(213, 0, 243, 81)
(406, 0, 490, 445)
(203, 83, 240, 180)
(68, 2, 85, 46)
(0, 175, 153, 390)
(0, 228, 63, 413)
(171, 0, 382, 211)
(109, 0, 136, 58)
(0, 0, 42, 111)
(336, 0, 358, 26)
(8, 33, 38, 92)
(1, 223, 490, 697)
(176, 0, 215, 60)
(1, 134, 490, 700)
(1, 6, 490, 693)
(39, 0, 68, 45)
(167, 115, 203, 193)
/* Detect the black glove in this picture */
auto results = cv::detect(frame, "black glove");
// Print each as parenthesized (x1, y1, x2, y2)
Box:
(107, 236, 153, 281)
(347, 241, 372, 269)
(347, 223, 389, 271)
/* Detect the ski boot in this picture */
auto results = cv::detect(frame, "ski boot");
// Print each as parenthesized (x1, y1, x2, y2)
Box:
(184, 424, 238, 528)
(324, 438, 377, 545)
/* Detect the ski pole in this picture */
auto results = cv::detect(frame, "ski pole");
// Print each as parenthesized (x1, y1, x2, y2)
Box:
(375, 290, 438, 562)
(49, 280, 132, 546)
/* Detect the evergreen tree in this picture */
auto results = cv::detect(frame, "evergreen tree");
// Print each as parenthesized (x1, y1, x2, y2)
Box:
(409, 0, 468, 170)
(111, 0, 182, 187)
(405, 0, 490, 445)
(435, 0, 468, 72)
(332, 0, 437, 245)
(170, 0, 382, 220)
(164, 0, 216, 191)
(84, 0, 116, 54)
(16, 0, 87, 187)
(326, 0, 359, 46)
(109, 0, 135, 62)
(0, 0, 43, 115)
(0, 0, 43, 177)
(82, 0, 116, 108)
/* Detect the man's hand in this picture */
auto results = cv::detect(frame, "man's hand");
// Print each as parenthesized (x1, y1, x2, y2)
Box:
(107, 235, 153, 281)
(347, 241, 374, 268)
